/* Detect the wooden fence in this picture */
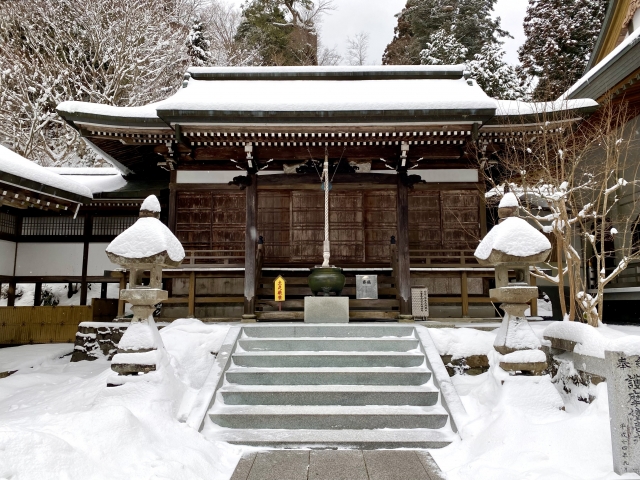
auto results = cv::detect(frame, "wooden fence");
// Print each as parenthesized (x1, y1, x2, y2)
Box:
(0, 306, 93, 345)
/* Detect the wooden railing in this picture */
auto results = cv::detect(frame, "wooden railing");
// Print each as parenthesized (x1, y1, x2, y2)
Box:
(181, 249, 245, 266)
(410, 249, 479, 266)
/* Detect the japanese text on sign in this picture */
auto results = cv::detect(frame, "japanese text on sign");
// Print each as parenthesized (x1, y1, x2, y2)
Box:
(274, 276, 286, 302)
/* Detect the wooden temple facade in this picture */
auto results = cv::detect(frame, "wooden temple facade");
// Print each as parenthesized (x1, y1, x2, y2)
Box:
(1, 65, 597, 323)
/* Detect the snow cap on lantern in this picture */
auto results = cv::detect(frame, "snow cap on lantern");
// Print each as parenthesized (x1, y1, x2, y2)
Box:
(106, 195, 185, 268)
(474, 194, 551, 266)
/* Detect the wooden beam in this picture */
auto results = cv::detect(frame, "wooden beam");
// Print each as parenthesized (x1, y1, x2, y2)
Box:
(168, 170, 177, 233)
(188, 271, 196, 317)
(7, 280, 16, 307)
(461, 271, 469, 317)
(396, 175, 412, 318)
(34, 282, 42, 307)
(243, 173, 258, 320)
(80, 215, 92, 306)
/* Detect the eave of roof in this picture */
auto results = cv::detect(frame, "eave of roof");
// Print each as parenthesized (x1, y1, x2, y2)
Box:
(585, 0, 625, 72)
(566, 27, 640, 100)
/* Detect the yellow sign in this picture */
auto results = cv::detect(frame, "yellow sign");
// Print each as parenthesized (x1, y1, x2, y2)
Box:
(274, 275, 286, 302)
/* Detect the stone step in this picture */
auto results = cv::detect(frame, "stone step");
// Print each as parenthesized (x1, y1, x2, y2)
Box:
(225, 366, 432, 386)
(209, 405, 448, 430)
(231, 351, 425, 368)
(219, 385, 439, 406)
(237, 337, 420, 352)
(211, 428, 456, 449)
(241, 324, 416, 338)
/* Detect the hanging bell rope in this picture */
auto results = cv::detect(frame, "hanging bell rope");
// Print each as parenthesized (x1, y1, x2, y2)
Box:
(322, 149, 331, 267)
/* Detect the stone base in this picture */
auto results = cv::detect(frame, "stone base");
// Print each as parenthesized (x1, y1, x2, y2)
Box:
(398, 314, 414, 323)
(304, 296, 349, 323)
(499, 361, 547, 375)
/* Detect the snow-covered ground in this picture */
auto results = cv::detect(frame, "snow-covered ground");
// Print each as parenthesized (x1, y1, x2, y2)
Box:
(0, 319, 241, 480)
(431, 323, 640, 479)
(2, 321, 640, 479)
(0, 343, 73, 373)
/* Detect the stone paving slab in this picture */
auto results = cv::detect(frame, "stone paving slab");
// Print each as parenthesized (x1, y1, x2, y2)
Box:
(309, 450, 368, 480)
(230, 450, 444, 480)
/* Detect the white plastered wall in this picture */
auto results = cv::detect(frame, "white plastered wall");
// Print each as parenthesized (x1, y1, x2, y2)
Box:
(15, 243, 83, 276)
(87, 242, 118, 276)
(0, 240, 16, 276)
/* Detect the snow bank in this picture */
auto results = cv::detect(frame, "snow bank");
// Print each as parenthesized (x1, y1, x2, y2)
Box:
(432, 351, 616, 480)
(474, 216, 551, 260)
(429, 328, 496, 359)
(0, 344, 73, 372)
(543, 321, 640, 359)
(106, 217, 185, 262)
(0, 145, 92, 199)
(0, 323, 241, 480)
(160, 319, 231, 389)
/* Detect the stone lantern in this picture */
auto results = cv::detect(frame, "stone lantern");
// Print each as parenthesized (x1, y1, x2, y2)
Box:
(105, 195, 185, 385)
(474, 192, 552, 374)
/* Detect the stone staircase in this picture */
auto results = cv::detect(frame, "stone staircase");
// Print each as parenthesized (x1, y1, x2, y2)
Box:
(204, 324, 460, 449)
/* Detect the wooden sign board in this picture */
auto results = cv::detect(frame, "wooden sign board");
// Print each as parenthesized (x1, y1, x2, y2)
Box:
(274, 275, 286, 302)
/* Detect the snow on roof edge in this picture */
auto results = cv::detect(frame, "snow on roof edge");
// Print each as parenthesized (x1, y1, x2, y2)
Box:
(0, 145, 93, 200)
(564, 27, 640, 99)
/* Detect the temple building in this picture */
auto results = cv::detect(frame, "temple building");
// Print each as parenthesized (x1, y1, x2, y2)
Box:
(0, 65, 600, 328)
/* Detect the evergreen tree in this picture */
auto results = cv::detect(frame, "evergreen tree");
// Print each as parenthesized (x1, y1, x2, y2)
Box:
(235, 0, 333, 66)
(418, 29, 468, 65)
(467, 43, 527, 100)
(187, 16, 212, 67)
(383, 0, 509, 66)
(518, 0, 607, 101)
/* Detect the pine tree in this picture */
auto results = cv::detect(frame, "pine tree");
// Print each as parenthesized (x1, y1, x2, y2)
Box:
(518, 0, 607, 101)
(383, 0, 509, 66)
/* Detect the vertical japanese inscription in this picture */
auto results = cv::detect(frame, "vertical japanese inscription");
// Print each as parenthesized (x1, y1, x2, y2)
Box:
(606, 350, 640, 474)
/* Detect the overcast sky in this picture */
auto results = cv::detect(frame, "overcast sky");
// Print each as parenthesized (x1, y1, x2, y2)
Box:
(227, 0, 529, 65)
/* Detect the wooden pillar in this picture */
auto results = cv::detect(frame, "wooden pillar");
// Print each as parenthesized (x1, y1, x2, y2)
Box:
(243, 173, 258, 321)
(168, 170, 177, 233)
(80, 214, 92, 306)
(34, 282, 42, 306)
(396, 175, 412, 319)
(461, 271, 469, 318)
(100, 282, 107, 299)
(7, 280, 16, 307)
(188, 271, 196, 318)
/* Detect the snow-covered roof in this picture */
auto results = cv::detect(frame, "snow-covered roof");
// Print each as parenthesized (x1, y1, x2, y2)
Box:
(46, 167, 127, 195)
(474, 217, 551, 261)
(56, 65, 604, 129)
(57, 65, 498, 126)
(565, 27, 640, 100)
(0, 145, 92, 201)
(494, 99, 599, 117)
(158, 77, 496, 116)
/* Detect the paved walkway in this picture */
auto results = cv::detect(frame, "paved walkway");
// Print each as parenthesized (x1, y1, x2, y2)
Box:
(230, 450, 446, 480)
